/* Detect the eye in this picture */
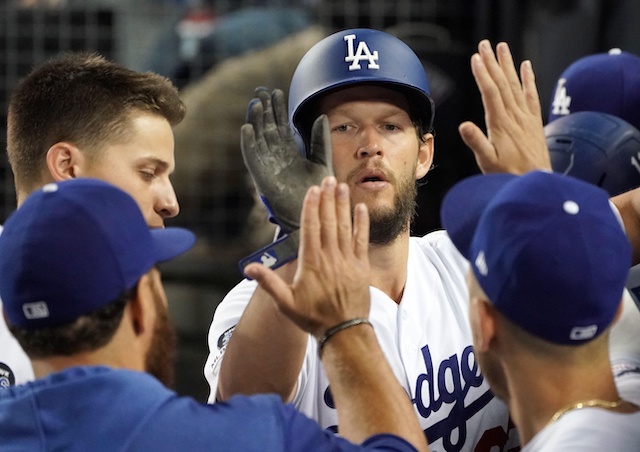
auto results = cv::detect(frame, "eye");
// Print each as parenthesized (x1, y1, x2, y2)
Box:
(140, 170, 156, 181)
(383, 124, 400, 131)
(332, 124, 350, 133)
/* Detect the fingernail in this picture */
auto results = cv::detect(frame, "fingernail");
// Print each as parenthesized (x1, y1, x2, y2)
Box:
(337, 182, 349, 199)
(325, 176, 336, 188)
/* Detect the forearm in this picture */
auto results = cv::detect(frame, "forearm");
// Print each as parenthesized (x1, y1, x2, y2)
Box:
(612, 188, 640, 265)
(322, 323, 429, 452)
(217, 263, 308, 402)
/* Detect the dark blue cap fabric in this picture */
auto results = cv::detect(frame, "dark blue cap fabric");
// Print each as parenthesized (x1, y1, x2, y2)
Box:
(0, 178, 195, 329)
(441, 171, 631, 344)
(548, 49, 640, 131)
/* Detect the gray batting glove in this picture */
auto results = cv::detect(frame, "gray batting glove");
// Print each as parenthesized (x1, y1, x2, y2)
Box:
(241, 87, 334, 234)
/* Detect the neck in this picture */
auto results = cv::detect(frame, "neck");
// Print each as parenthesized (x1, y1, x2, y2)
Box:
(504, 348, 620, 444)
(30, 322, 146, 379)
(368, 229, 410, 304)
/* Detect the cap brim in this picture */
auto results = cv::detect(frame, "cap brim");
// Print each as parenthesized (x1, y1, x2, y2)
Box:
(150, 227, 196, 263)
(440, 173, 517, 259)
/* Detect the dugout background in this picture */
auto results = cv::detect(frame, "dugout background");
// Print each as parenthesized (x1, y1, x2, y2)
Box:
(1, 0, 639, 402)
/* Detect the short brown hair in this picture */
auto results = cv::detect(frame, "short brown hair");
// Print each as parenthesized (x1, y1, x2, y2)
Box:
(8, 289, 132, 358)
(7, 52, 186, 192)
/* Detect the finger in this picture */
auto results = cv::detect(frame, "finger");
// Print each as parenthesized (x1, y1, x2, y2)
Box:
(319, 177, 338, 249)
(298, 184, 322, 263)
(272, 88, 302, 154)
(352, 202, 370, 262)
(308, 115, 333, 169)
(520, 60, 542, 119)
(255, 88, 282, 153)
(335, 182, 353, 253)
(271, 89, 289, 129)
(470, 52, 506, 125)
(477, 40, 516, 115)
(246, 96, 265, 138)
(244, 263, 296, 315)
(495, 42, 527, 111)
(240, 124, 264, 175)
(458, 121, 497, 172)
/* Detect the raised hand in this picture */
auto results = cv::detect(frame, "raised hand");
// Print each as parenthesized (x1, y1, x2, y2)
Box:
(241, 87, 334, 233)
(244, 176, 371, 338)
(459, 40, 551, 174)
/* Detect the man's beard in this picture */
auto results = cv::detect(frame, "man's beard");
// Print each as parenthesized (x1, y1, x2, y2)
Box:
(368, 174, 418, 245)
(145, 284, 177, 388)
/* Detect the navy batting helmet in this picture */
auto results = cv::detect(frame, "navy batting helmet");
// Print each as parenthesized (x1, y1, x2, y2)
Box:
(545, 111, 640, 196)
(288, 28, 434, 156)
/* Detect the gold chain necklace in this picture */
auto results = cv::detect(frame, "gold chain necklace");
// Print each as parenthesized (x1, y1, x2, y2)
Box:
(547, 399, 624, 426)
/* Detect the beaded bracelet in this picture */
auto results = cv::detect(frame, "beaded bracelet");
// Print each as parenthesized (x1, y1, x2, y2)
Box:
(317, 317, 373, 356)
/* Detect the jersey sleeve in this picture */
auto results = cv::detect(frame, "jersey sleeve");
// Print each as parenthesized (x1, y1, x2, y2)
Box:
(204, 278, 259, 403)
(279, 403, 419, 452)
(418, 229, 470, 277)
(130, 392, 418, 452)
(0, 299, 35, 386)
(610, 288, 640, 405)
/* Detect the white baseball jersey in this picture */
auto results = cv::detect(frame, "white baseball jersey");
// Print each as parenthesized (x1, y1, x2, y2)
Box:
(0, 226, 35, 388)
(522, 407, 640, 451)
(610, 285, 640, 406)
(206, 231, 520, 451)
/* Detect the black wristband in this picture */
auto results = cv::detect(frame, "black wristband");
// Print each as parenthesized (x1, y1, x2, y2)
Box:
(317, 318, 373, 356)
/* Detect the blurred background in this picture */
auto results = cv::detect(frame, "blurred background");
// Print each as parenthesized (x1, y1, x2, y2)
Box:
(1, 0, 639, 402)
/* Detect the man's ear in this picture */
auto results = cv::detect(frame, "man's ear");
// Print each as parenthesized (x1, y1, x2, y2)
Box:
(416, 133, 434, 180)
(46, 142, 85, 181)
(127, 273, 156, 338)
(473, 298, 498, 352)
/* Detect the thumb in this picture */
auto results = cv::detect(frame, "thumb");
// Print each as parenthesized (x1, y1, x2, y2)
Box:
(307, 114, 332, 169)
(244, 263, 295, 314)
(458, 121, 497, 172)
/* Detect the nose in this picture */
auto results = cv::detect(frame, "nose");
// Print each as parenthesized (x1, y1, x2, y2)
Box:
(157, 179, 180, 219)
(357, 126, 382, 158)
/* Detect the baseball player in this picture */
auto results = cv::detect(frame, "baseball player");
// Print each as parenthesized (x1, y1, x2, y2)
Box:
(546, 51, 640, 405)
(0, 52, 185, 388)
(205, 32, 546, 451)
(548, 48, 640, 131)
(0, 177, 428, 452)
(441, 170, 640, 450)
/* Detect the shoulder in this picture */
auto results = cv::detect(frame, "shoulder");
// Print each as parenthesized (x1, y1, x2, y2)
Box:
(526, 409, 640, 451)
(409, 230, 469, 275)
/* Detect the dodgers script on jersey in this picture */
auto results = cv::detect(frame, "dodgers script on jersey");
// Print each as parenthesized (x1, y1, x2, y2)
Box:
(206, 231, 520, 452)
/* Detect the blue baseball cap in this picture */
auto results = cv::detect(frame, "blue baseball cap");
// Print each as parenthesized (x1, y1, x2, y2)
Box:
(0, 178, 196, 329)
(441, 171, 631, 344)
(548, 49, 640, 131)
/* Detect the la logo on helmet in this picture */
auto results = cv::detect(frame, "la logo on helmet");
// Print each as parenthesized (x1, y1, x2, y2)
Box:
(344, 34, 380, 71)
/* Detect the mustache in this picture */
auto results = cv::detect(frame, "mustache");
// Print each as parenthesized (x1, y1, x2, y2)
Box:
(346, 161, 397, 185)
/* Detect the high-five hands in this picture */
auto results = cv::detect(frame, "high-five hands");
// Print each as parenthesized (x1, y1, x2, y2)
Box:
(241, 87, 334, 234)
(459, 40, 552, 174)
(244, 177, 371, 339)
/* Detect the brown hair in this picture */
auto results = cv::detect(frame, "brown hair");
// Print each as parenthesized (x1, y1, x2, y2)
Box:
(7, 52, 185, 192)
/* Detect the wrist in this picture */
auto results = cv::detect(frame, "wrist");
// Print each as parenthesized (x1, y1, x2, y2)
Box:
(317, 318, 373, 357)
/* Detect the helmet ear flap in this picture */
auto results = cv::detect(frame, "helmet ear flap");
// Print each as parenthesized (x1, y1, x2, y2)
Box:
(288, 28, 435, 157)
(545, 111, 640, 196)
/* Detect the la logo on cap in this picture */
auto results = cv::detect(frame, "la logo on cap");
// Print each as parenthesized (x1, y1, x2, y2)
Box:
(344, 34, 380, 71)
(551, 78, 572, 115)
